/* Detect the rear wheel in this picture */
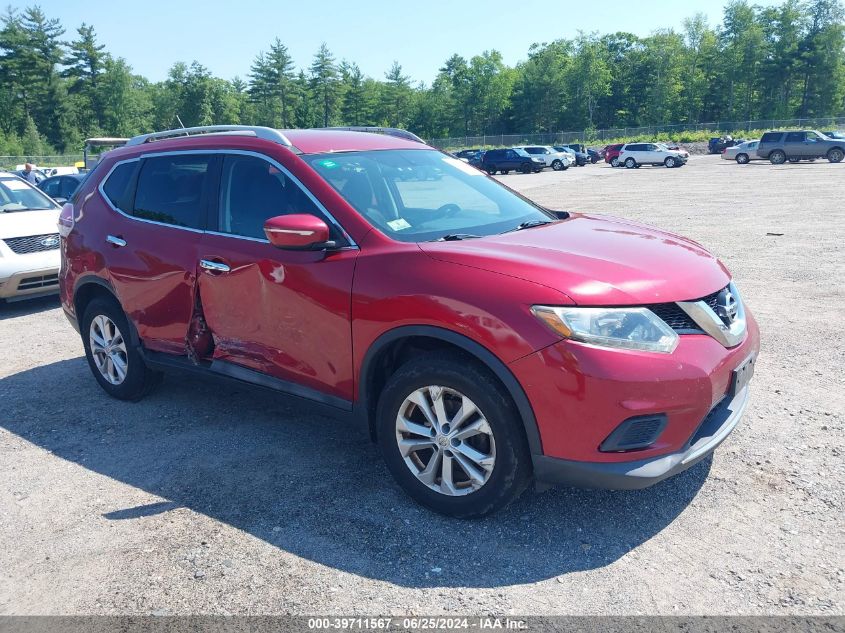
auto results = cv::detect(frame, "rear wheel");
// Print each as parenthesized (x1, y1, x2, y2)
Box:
(735, 153, 749, 164)
(376, 353, 531, 518)
(485, 165, 496, 175)
(624, 157, 637, 169)
(610, 157, 619, 168)
(788, 157, 801, 163)
(769, 150, 786, 165)
(827, 148, 844, 163)
(81, 297, 161, 401)
(501, 170, 510, 175)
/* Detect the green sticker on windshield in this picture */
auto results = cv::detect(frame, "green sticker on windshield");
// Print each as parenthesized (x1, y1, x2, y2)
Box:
(317, 159, 338, 169)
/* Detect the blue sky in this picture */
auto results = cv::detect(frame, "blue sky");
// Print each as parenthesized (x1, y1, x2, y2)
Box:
(29, 0, 785, 83)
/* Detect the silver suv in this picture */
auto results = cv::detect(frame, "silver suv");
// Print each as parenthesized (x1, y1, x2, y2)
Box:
(756, 130, 845, 164)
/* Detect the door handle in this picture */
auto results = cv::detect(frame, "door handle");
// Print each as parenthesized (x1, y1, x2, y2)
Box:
(106, 235, 126, 247)
(200, 259, 231, 274)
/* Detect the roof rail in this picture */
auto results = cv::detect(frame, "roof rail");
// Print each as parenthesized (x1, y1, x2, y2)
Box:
(322, 126, 425, 144)
(125, 125, 297, 150)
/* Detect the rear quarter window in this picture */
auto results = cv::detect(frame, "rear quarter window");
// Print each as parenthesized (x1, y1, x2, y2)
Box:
(760, 132, 783, 143)
(101, 161, 139, 212)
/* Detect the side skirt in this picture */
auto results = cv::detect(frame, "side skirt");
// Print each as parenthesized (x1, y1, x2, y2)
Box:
(140, 350, 354, 416)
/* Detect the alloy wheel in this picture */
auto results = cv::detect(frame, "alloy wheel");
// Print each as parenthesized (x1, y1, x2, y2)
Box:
(89, 314, 128, 385)
(395, 385, 496, 496)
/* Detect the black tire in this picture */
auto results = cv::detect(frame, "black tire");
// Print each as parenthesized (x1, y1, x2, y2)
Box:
(664, 156, 677, 168)
(624, 157, 637, 169)
(769, 150, 786, 165)
(788, 157, 801, 163)
(827, 147, 844, 163)
(376, 353, 532, 519)
(551, 159, 563, 171)
(735, 153, 749, 164)
(520, 163, 532, 174)
(501, 170, 510, 175)
(485, 165, 496, 175)
(81, 297, 162, 401)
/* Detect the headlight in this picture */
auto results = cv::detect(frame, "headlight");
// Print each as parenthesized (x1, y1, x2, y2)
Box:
(530, 306, 679, 353)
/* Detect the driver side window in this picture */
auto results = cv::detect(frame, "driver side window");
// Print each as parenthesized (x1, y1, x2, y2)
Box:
(218, 154, 322, 240)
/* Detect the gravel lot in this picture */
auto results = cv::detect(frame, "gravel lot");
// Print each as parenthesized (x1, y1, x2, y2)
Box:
(1, 155, 843, 616)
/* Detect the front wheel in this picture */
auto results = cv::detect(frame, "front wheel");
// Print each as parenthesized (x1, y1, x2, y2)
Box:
(828, 148, 844, 163)
(501, 170, 510, 175)
(485, 165, 496, 175)
(736, 153, 749, 164)
(551, 159, 563, 171)
(520, 163, 532, 174)
(788, 157, 801, 163)
(664, 156, 676, 168)
(81, 297, 162, 401)
(769, 150, 786, 165)
(376, 354, 532, 518)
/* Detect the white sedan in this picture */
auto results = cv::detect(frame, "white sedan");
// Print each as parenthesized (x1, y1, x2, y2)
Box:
(722, 140, 762, 164)
(0, 172, 62, 301)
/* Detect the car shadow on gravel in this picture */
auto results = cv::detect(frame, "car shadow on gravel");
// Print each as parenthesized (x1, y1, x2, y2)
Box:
(0, 295, 60, 320)
(1, 358, 710, 588)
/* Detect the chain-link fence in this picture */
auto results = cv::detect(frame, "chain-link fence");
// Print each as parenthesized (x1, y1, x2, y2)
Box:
(1, 155, 85, 170)
(428, 117, 845, 149)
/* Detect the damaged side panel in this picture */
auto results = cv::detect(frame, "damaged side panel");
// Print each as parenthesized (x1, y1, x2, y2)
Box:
(194, 234, 359, 402)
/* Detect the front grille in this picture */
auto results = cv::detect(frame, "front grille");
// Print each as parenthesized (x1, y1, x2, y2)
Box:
(3, 233, 61, 254)
(17, 273, 59, 290)
(647, 303, 700, 332)
(647, 286, 728, 334)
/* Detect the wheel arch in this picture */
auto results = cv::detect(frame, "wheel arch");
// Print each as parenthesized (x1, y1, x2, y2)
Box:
(357, 325, 543, 456)
(73, 276, 141, 348)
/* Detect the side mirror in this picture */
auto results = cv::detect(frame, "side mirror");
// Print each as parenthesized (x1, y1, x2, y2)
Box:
(263, 214, 335, 250)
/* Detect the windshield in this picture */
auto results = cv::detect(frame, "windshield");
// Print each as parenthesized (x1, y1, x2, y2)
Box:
(0, 177, 57, 212)
(307, 150, 553, 242)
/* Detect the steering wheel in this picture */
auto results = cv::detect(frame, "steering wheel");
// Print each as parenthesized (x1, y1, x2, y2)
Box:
(431, 203, 462, 220)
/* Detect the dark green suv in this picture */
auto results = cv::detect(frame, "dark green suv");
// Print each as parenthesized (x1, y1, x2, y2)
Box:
(756, 130, 845, 164)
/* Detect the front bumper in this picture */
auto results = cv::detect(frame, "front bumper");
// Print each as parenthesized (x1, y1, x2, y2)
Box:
(533, 385, 750, 489)
(0, 245, 60, 299)
(510, 309, 760, 488)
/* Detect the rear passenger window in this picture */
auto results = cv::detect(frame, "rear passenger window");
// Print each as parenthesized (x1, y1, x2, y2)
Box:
(218, 154, 322, 240)
(761, 132, 782, 143)
(102, 161, 138, 212)
(785, 132, 804, 142)
(133, 155, 212, 229)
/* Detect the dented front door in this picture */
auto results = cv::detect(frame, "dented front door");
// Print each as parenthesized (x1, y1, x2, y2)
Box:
(195, 234, 358, 403)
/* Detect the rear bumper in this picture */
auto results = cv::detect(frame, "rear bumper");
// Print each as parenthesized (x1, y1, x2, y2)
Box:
(533, 385, 750, 489)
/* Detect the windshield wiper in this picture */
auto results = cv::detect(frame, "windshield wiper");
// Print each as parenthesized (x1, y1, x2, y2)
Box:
(433, 233, 482, 241)
(502, 219, 554, 233)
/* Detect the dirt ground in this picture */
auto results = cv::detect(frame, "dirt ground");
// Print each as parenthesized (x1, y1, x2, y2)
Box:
(1, 155, 843, 616)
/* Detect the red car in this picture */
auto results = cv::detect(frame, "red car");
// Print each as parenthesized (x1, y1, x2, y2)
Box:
(604, 143, 625, 167)
(59, 125, 759, 518)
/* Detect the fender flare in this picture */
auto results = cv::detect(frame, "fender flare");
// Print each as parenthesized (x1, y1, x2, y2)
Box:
(357, 325, 543, 455)
(72, 275, 142, 348)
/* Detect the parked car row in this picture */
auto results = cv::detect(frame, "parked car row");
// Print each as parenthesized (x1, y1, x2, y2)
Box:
(721, 130, 845, 165)
(451, 143, 602, 175)
(602, 142, 689, 169)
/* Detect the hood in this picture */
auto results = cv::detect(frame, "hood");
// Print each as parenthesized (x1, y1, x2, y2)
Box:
(0, 209, 60, 240)
(419, 214, 730, 305)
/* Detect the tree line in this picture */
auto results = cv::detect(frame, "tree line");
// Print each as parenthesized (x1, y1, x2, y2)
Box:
(1, 0, 843, 156)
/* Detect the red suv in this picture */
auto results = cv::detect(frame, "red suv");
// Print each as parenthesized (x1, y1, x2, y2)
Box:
(604, 143, 625, 167)
(59, 125, 759, 518)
